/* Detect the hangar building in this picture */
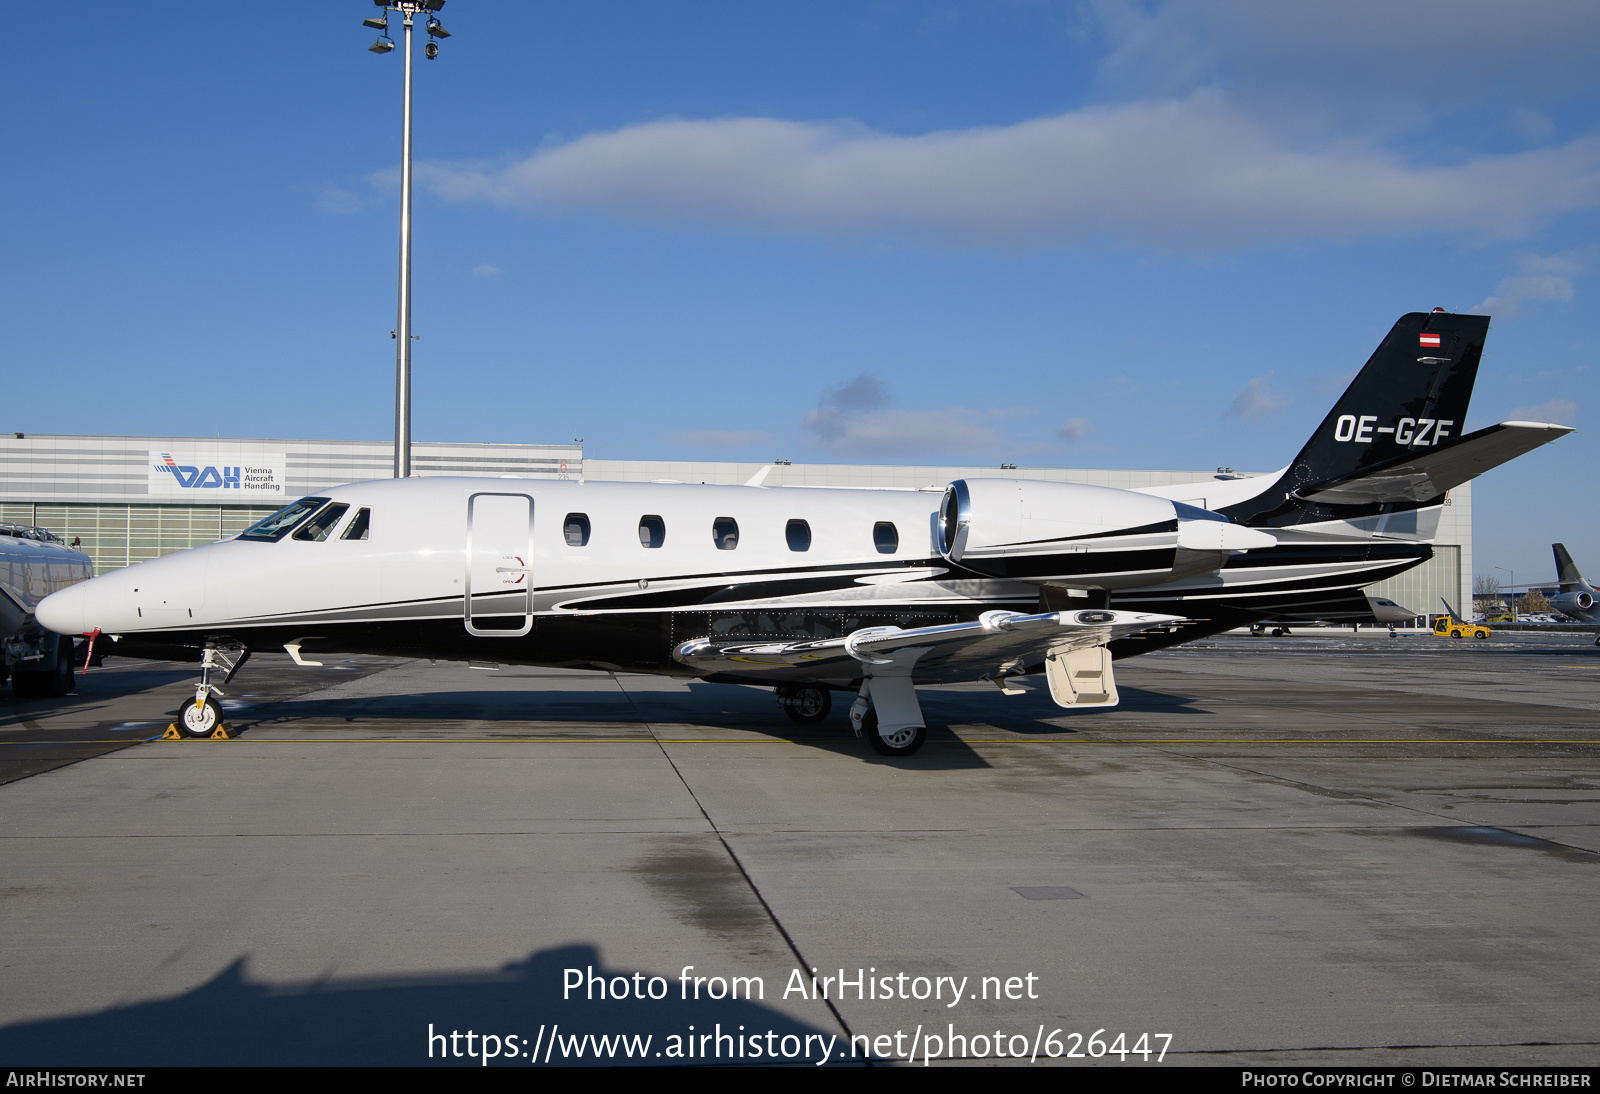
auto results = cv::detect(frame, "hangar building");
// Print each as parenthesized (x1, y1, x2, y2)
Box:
(0, 433, 1469, 624)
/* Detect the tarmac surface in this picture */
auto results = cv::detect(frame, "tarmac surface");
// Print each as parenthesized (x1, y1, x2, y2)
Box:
(0, 631, 1597, 1067)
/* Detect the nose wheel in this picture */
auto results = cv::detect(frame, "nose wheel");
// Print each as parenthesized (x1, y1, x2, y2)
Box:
(169, 643, 249, 740)
(176, 694, 223, 738)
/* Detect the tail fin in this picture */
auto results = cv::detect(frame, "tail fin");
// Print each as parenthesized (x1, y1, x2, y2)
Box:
(1553, 544, 1588, 591)
(1440, 597, 1465, 623)
(1281, 311, 1488, 497)
(1225, 311, 1492, 525)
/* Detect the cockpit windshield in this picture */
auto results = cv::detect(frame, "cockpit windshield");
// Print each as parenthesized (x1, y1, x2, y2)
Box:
(238, 497, 329, 542)
(293, 503, 350, 542)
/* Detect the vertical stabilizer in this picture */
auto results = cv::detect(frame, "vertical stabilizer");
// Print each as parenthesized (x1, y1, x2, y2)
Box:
(1553, 544, 1589, 592)
(1225, 311, 1490, 527)
(1280, 312, 1488, 497)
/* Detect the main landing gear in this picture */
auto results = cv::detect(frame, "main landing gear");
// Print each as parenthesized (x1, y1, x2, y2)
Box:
(772, 680, 928, 756)
(171, 643, 250, 739)
(775, 684, 832, 724)
(849, 677, 927, 757)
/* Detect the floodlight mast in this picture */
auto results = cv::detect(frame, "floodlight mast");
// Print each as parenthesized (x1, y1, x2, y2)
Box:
(365, 0, 447, 478)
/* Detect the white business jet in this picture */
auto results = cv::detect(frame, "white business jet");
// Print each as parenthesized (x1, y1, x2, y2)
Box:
(35, 311, 1573, 754)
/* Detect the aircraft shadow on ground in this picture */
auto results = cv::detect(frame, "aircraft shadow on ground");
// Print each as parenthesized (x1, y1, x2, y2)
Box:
(0, 945, 846, 1067)
(225, 682, 997, 769)
(922, 684, 1211, 736)
(0, 665, 195, 718)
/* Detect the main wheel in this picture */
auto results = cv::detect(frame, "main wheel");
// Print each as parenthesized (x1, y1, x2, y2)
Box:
(862, 709, 927, 757)
(177, 695, 222, 738)
(779, 685, 832, 724)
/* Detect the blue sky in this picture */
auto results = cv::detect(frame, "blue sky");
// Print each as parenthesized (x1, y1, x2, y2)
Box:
(4, 1, 1597, 583)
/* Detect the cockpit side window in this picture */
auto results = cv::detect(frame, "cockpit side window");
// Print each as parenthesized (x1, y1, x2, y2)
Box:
(293, 503, 350, 542)
(239, 497, 329, 542)
(340, 508, 371, 541)
(638, 515, 666, 549)
(873, 521, 899, 554)
(564, 513, 591, 546)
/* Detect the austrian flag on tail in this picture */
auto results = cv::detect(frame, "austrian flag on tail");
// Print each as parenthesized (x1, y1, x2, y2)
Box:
(1419, 332, 1442, 348)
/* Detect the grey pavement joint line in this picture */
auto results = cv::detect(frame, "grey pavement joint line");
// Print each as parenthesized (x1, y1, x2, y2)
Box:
(608, 672, 862, 1058)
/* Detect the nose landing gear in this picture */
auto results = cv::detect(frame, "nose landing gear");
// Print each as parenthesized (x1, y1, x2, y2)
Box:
(167, 643, 249, 740)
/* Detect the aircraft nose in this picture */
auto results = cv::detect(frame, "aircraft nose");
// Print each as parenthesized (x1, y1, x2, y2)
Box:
(36, 583, 86, 636)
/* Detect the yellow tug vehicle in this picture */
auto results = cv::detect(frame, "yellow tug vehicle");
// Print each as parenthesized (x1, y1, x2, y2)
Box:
(1433, 616, 1490, 640)
(1433, 598, 1491, 640)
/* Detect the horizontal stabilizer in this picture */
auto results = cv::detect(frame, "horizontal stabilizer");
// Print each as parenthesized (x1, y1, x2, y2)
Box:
(1293, 421, 1572, 506)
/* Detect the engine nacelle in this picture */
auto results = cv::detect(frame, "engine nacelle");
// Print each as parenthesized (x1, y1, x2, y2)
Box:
(938, 478, 1274, 588)
(1552, 590, 1595, 615)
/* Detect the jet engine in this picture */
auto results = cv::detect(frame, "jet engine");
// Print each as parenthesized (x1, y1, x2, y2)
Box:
(938, 478, 1274, 588)
(1551, 590, 1595, 615)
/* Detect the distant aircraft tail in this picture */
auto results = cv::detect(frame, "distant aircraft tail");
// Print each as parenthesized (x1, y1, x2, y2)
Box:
(1553, 543, 1589, 592)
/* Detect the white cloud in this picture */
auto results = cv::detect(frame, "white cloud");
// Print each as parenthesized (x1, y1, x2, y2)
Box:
(800, 372, 997, 457)
(472, 264, 503, 276)
(316, 188, 362, 214)
(1507, 398, 1577, 424)
(800, 373, 890, 442)
(415, 95, 1600, 252)
(1475, 252, 1583, 316)
(1091, 0, 1600, 125)
(1226, 373, 1288, 419)
(668, 429, 771, 449)
(807, 408, 999, 458)
(1057, 418, 1094, 442)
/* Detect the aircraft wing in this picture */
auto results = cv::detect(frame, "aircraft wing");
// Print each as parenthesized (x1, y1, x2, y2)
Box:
(673, 608, 1184, 684)
(1293, 421, 1573, 506)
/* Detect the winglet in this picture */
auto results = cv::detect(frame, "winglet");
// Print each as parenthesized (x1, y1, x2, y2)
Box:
(743, 465, 773, 487)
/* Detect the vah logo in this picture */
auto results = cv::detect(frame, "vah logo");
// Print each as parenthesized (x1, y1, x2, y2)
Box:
(153, 453, 240, 489)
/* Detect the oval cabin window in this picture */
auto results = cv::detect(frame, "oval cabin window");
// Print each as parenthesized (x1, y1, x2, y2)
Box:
(873, 521, 898, 554)
(638, 515, 666, 549)
(564, 513, 591, 546)
(785, 519, 811, 552)
(712, 517, 739, 550)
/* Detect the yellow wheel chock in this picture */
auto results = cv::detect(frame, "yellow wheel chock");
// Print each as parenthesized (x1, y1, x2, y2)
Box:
(161, 724, 233, 740)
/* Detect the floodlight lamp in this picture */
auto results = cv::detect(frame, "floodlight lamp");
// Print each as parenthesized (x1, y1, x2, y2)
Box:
(422, 0, 446, 10)
(424, 41, 439, 59)
(368, 35, 395, 53)
(426, 18, 451, 38)
(362, 16, 388, 29)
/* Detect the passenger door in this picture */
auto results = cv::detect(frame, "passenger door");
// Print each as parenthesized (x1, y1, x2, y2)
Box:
(465, 493, 533, 636)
